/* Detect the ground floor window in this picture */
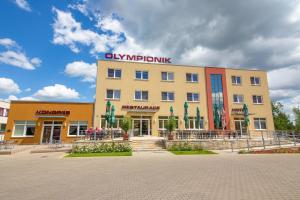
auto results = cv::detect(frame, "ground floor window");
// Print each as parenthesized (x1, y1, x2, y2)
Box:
(100, 115, 123, 129)
(254, 118, 267, 130)
(0, 123, 6, 132)
(186, 117, 204, 130)
(68, 121, 88, 136)
(13, 121, 36, 137)
(158, 116, 179, 130)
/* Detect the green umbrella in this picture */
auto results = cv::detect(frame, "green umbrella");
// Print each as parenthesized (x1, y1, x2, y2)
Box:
(105, 100, 111, 127)
(110, 105, 116, 126)
(184, 102, 189, 128)
(170, 106, 174, 118)
(213, 104, 220, 129)
(196, 107, 201, 129)
(243, 104, 250, 127)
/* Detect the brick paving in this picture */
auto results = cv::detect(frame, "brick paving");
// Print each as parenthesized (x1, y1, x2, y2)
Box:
(0, 151, 300, 200)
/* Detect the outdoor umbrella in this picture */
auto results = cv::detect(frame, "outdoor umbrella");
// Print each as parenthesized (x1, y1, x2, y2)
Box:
(105, 100, 111, 127)
(170, 106, 174, 118)
(110, 105, 116, 139)
(184, 102, 189, 129)
(242, 104, 250, 127)
(196, 107, 201, 129)
(221, 107, 226, 130)
(213, 104, 220, 129)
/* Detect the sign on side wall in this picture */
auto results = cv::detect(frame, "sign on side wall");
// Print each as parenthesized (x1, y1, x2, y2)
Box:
(105, 53, 171, 64)
(35, 110, 71, 116)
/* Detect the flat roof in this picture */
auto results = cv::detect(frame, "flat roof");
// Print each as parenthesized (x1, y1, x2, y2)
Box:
(10, 100, 94, 104)
(98, 59, 266, 72)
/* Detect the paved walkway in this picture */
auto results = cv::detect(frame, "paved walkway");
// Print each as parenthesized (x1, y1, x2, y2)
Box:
(0, 151, 300, 200)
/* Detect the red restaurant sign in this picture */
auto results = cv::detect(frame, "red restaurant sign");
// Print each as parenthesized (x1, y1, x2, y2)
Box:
(35, 110, 71, 115)
(105, 53, 171, 64)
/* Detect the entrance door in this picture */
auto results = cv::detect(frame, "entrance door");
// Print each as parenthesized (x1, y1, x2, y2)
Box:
(41, 121, 62, 144)
(132, 119, 150, 136)
(234, 119, 246, 137)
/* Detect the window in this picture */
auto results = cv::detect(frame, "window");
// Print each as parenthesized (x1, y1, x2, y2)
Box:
(254, 118, 267, 130)
(161, 72, 174, 81)
(135, 90, 148, 101)
(186, 73, 198, 82)
(0, 108, 3, 117)
(250, 77, 260, 85)
(233, 94, 244, 103)
(187, 93, 199, 102)
(107, 68, 121, 78)
(135, 71, 148, 80)
(13, 121, 35, 137)
(252, 95, 263, 104)
(101, 116, 123, 129)
(106, 89, 121, 100)
(186, 117, 204, 129)
(232, 76, 241, 85)
(161, 92, 174, 101)
(158, 116, 179, 130)
(0, 123, 6, 132)
(68, 121, 88, 136)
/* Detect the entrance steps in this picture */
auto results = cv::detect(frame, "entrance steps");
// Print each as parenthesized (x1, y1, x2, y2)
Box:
(130, 139, 166, 152)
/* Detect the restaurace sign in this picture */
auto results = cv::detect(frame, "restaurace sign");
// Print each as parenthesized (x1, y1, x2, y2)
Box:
(121, 105, 160, 112)
(105, 53, 172, 64)
(35, 110, 71, 115)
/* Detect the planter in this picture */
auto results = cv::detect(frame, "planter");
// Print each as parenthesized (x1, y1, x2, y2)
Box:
(168, 134, 174, 140)
(123, 133, 129, 141)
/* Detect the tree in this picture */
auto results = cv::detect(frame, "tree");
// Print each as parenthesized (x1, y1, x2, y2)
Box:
(293, 107, 300, 132)
(272, 101, 294, 130)
(120, 117, 132, 135)
(166, 117, 176, 135)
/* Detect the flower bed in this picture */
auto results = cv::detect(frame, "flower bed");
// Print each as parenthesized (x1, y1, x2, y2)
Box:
(239, 147, 300, 154)
(72, 142, 132, 153)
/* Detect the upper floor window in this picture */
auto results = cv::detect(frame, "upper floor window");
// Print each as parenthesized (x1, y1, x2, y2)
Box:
(186, 73, 198, 82)
(134, 90, 148, 101)
(135, 71, 148, 80)
(252, 95, 263, 104)
(254, 118, 267, 130)
(250, 76, 260, 85)
(161, 72, 174, 81)
(106, 89, 121, 100)
(232, 76, 241, 85)
(187, 93, 199, 102)
(233, 94, 244, 103)
(107, 68, 121, 79)
(161, 92, 174, 101)
(68, 121, 88, 136)
(13, 121, 36, 137)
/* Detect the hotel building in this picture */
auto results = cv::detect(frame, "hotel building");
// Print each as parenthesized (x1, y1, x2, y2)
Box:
(94, 60, 274, 137)
(0, 100, 10, 141)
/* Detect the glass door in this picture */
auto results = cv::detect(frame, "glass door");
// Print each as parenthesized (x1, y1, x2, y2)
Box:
(42, 126, 52, 143)
(41, 121, 62, 144)
(52, 126, 61, 142)
(133, 120, 140, 136)
(234, 119, 246, 137)
(141, 119, 149, 136)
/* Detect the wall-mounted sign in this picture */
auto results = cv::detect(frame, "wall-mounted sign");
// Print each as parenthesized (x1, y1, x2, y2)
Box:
(105, 53, 171, 64)
(231, 108, 244, 115)
(35, 110, 71, 115)
(121, 105, 160, 113)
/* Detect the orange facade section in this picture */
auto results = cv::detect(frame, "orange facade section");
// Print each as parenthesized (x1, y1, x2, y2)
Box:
(4, 101, 94, 144)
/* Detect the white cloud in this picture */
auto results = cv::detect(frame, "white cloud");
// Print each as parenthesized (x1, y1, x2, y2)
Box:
(0, 38, 41, 70)
(0, 78, 21, 94)
(24, 88, 31, 92)
(65, 61, 97, 82)
(33, 84, 79, 100)
(6, 95, 37, 101)
(52, 7, 121, 55)
(268, 65, 300, 90)
(14, 0, 31, 12)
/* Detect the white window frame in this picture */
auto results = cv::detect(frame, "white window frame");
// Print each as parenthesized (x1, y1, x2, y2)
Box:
(107, 68, 122, 79)
(187, 93, 199, 102)
(135, 70, 148, 80)
(252, 95, 263, 104)
(233, 94, 244, 103)
(134, 90, 149, 101)
(100, 116, 123, 129)
(250, 76, 260, 85)
(106, 89, 121, 100)
(158, 116, 179, 130)
(12, 121, 36, 137)
(232, 76, 241, 85)
(161, 72, 174, 81)
(186, 73, 198, 83)
(161, 92, 174, 101)
(68, 121, 88, 137)
(254, 118, 267, 130)
(186, 117, 204, 130)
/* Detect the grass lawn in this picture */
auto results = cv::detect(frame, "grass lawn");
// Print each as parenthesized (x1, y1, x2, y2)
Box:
(65, 151, 132, 157)
(170, 150, 216, 155)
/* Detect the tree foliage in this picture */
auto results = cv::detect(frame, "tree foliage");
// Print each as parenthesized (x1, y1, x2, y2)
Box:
(293, 107, 300, 132)
(166, 117, 176, 134)
(120, 117, 132, 134)
(272, 101, 294, 130)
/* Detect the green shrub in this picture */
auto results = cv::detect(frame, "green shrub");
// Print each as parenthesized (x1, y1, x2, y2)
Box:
(73, 142, 132, 153)
(169, 142, 203, 151)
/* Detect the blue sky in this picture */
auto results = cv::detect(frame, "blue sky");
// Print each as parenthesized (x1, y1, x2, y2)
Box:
(1, 0, 300, 115)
